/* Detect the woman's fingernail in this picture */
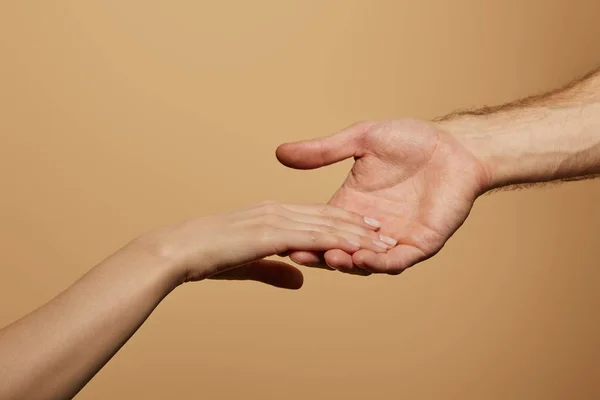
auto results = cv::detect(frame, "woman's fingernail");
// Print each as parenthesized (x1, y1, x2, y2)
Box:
(363, 216, 382, 228)
(347, 240, 361, 248)
(373, 239, 388, 249)
(379, 235, 397, 247)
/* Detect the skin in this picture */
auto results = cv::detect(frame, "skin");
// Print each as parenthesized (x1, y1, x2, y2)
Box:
(3, 67, 599, 400)
(277, 67, 600, 275)
(0, 201, 392, 400)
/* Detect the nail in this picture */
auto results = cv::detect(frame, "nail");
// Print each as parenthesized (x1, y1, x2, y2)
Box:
(347, 240, 361, 248)
(373, 239, 388, 249)
(363, 216, 382, 228)
(325, 260, 339, 271)
(379, 235, 397, 247)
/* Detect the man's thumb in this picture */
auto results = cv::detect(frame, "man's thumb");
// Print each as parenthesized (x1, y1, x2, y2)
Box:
(275, 122, 371, 170)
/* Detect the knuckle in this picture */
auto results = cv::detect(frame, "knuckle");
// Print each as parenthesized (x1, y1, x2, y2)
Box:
(324, 225, 337, 234)
(334, 236, 347, 247)
(308, 231, 321, 243)
(349, 234, 363, 244)
(254, 200, 280, 214)
(261, 213, 281, 226)
(317, 205, 332, 216)
(262, 202, 282, 216)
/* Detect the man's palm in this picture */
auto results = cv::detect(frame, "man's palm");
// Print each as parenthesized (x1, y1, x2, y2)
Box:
(276, 120, 489, 274)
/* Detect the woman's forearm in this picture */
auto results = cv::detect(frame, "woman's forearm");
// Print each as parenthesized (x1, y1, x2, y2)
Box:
(0, 202, 380, 399)
(0, 243, 176, 400)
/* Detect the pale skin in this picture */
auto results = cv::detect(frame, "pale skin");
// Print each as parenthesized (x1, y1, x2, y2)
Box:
(0, 202, 392, 400)
(277, 67, 600, 275)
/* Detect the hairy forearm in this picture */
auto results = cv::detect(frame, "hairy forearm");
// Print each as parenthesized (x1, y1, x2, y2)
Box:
(437, 67, 600, 189)
(0, 244, 176, 400)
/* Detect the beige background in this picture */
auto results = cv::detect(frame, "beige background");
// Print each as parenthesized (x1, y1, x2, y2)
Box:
(1, 1, 600, 399)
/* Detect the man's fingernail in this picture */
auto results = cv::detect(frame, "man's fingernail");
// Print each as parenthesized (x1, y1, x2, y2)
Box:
(363, 217, 382, 228)
(347, 240, 361, 248)
(373, 239, 388, 249)
(379, 235, 397, 247)
(325, 260, 339, 271)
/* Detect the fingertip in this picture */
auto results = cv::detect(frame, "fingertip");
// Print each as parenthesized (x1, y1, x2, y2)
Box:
(275, 143, 291, 165)
(353, 245, 424, 275)
(372, 239, 390, 251)
(351, 249, 370, 267)
(324, 250, 372, 276)
(352, 249, 386, 273)
(275, 141, 318, 170)
(363, 216, 383, 229)
(324, 249, 353, 271)
(289, 251, 321, 266)
(378, 235, 398, 247)
(345, 239, 361, 252)
(357, 237, 389, 254)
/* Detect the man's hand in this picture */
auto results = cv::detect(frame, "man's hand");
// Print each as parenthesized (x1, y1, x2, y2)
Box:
(276, 120, 491, 275)
(277, 67, 600, 276)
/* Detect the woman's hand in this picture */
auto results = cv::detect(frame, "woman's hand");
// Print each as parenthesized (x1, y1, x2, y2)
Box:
(0, 201, 393, 400)
(135, 201, 396, 289)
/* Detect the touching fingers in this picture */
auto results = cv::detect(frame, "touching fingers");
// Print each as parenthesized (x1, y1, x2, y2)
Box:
(265, 229, 360, 255)
(352, 245, 428, 274)
(246, 202, 394, 254)
(287, 251, 332, 270)
(279, 206, 399, 248)
(273, 216, 391, 254)
(278, 203, 383, 231)
(324, 249, 372, 276)
(287, 250, 372, 276)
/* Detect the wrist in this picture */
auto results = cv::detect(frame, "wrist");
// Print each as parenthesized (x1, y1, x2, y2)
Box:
(439, 102, 600, 190)
(124, 235, 191, 291)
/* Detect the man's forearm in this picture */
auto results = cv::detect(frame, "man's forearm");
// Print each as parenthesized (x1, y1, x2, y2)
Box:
(437, 67, 600, 189)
